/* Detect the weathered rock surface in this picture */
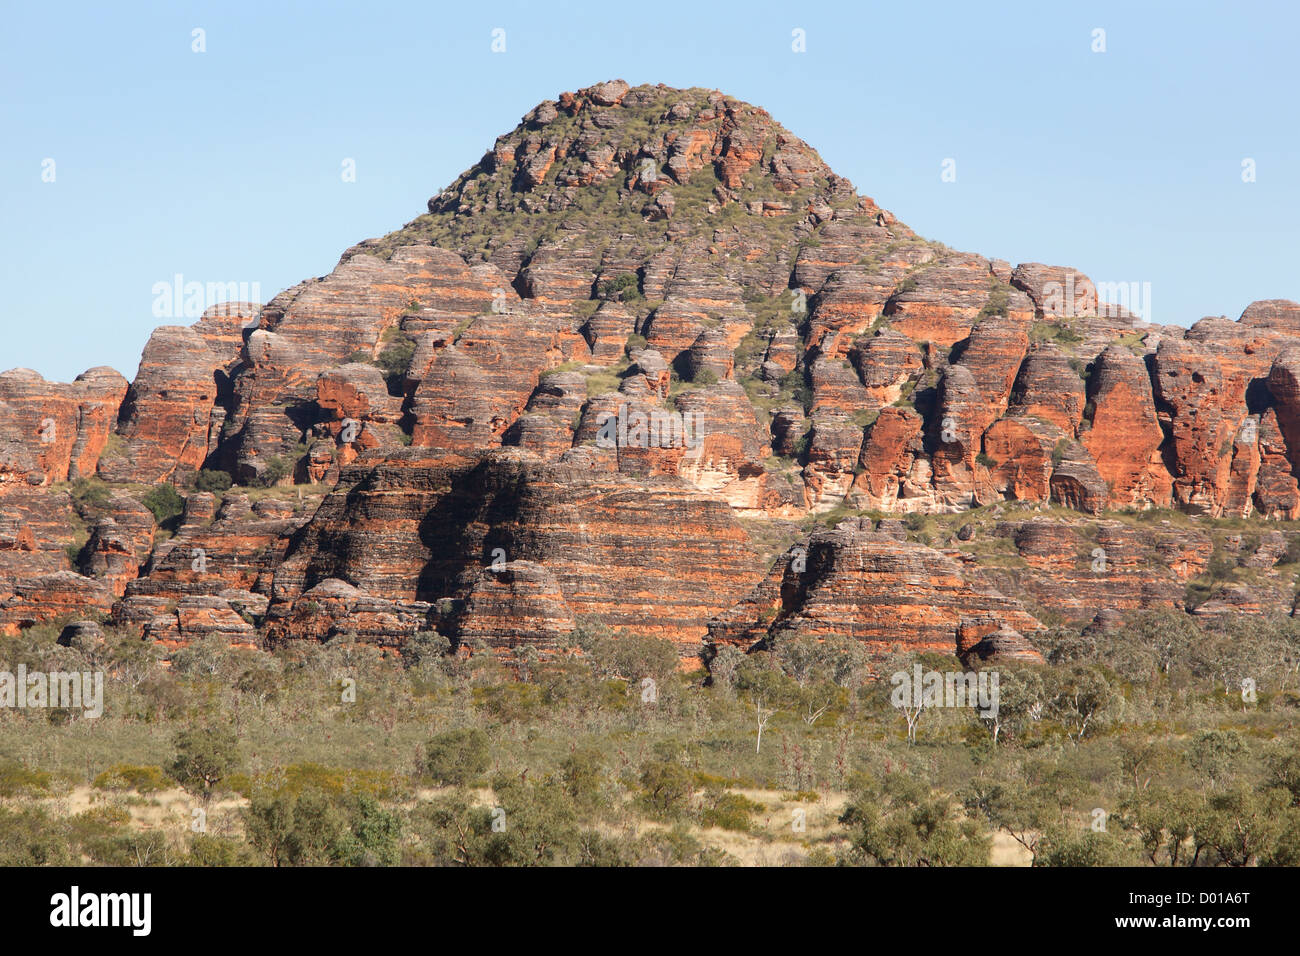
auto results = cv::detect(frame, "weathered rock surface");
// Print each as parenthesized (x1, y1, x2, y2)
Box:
(961, 627, 1045, 666)
(451, 560, 577, 653)
(853, 407, 930, 512)
(1011, 263, 1097, 318)
(1151, 339, 1237, 515)
(99, 326, 221, 485)
(5, 81, 1300, 666)
(1007, 343, 1085, 434)
(113, 491, 315, 645)
(268, 448, 762, 651)
(885, 254, 1005, 347)
(1083, 345, 1172, 509)
(79, 495, 155, 597)
(709, 523, 1042, 664)
(1, 571, 115, 636)
(979, 519, 1207, 624)
(0, 367, 128, 487)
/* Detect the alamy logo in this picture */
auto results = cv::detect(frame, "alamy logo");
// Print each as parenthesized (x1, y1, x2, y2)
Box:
(1094, 280, 1153, 322)
(1042, 274, 1153, 323)
(0, 666, 103, 718)
(595, 404, 702, 450)
(50, 886, 151, 936)
(151, 274, 262, 319)
(1041, 273, 1094, 317)
(890, 664, 999, 718)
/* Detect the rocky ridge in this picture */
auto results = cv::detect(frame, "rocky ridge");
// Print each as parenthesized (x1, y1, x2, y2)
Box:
(4, 81, 1300, 670)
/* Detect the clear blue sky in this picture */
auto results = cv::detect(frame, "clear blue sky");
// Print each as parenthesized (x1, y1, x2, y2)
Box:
(2, 0, 1296, 382)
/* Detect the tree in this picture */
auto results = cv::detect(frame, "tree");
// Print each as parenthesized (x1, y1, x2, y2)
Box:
(977, 666, 1045, 746)
(638, 760, 694, 819)
(401, 630, 451, 670)
(243, 785, 402, 866)
(408, 793, 486, 866)
(597, 272, 642, 303)
(772, 635, 822, 688)
(798, 680, 845, 727)
(409, 776, 626, 867)
(773, 634, 871, 689)
(1040, 624, 1099, 667)
(169, 726, 239, 798)
(706, 645, 745, 698)
(1117, 734, 1176, 792)
(188, 834, 259, 867)
(893, 690, 929, 746)
(374, 331, 417, 390)
(334, 793, 402, 866)
(841, 775, 990, 866)
(559, 748, 605, 806)
(964, 761, 1088, 866)
(242, 787, 297, 867)
(735, 657, 796, 753)
(1192, 786, 1292, 866)
(254, 455, 292, 488)
(1264, 812, 1300, 866)
(963, 779, 1054, 864)
(0, 806, 75, 866)
(102, 631, 164, 692)
(880, 650, 953, 745)
(1266, 735, 1300, 806)
(1119, 786, 1197, 866)
(1188, 730, 1247, 790)
(480, 777, 588, 866)
(1275, 618, 1300, 694)
(1120, 609, 1200, 683)
(575, 621, 678, 688)
(424, 728, 491, 787)
(1036, 828, 1133, 866)
(1047, 665, 1115, 744)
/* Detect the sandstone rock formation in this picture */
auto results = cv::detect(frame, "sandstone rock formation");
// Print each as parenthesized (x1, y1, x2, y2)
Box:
(0, 367, 128, 487)
(4, 80, 1300, 671)
(710, 521, 1042, 667)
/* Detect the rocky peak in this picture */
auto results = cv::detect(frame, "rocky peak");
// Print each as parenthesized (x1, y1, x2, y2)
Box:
(348, 81, 888, 297)
(4, 81, 1300, 667)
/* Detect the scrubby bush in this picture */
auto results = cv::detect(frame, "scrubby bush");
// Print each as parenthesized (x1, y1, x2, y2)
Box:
(375, 331, 417, 391)
(255, 455, 292, 488)
(188, 834, 261, 867)
(0, 807, 74, 865)
(69, 477, 113, 515)
(193, 469, 233, 493)
(841, 774, 990, 866)
(141, 483, 184, 524)
(559, 748, 606, 805)
(597, 272, 642, 303)
(401, 630, 452, 670)
(424, 728, 491, 786)
(243, 784, 402, 867)
(638, 760, 695, 819)
(0, 759, 53, 797)
(700, 788, 764, 832)
(93, 764, 173, 794)
(574, 620, 680, 687)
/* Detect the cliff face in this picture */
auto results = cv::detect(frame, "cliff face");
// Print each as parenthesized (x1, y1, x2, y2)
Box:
(6, 80, 1300, 664)
(260, 447, 760, 653)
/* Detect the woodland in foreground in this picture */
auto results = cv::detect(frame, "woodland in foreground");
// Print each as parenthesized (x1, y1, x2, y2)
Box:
(2, 610, 1298, 867)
